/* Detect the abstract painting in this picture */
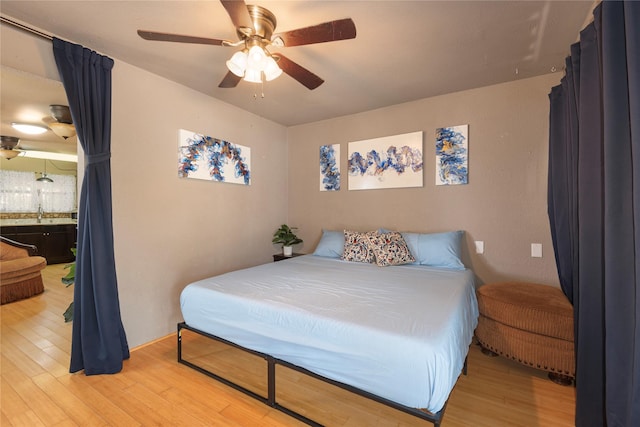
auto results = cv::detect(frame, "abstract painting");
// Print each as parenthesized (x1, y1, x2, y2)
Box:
(347, 131, 423, 190)
(319, 144, 340, 191)
(435, 125, 468, 185)
(178, 129, 251, 185)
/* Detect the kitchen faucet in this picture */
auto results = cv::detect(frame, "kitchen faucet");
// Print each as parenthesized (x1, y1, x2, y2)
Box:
(37, 205, 43, 223)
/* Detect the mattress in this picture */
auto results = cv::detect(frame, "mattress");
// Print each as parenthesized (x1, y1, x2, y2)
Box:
(180, 255, 478, 412)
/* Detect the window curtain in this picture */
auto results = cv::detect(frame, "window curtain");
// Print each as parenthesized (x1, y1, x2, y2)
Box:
(0, 170, 76, 213)
(38, 174, 76, 212)
(53, 37, 129, 374)
(547, 2, 639, 426)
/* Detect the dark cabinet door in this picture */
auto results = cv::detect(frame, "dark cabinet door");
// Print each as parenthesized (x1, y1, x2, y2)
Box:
(5, 228, 46, 256)
(45, 226, 76, 264)
(0, 230, 20, 245)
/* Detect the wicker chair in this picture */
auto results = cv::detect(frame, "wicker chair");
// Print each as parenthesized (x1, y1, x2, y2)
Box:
(475, 282, 574, 385)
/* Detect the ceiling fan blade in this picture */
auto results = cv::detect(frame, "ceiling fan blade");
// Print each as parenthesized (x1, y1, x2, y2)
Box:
(220, 0, 253, 31)
(218, 71, 242, 88)
(137, 30, 226, 45)
(274, 54, 324, 90)
(274, 18, 356, 47)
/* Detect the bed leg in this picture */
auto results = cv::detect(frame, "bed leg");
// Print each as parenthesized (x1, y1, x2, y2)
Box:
(267, 356, 276, 407)
(177, 323, 183, 363)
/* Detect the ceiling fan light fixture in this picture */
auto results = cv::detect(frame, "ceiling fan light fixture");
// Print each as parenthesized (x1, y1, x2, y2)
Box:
(0, 148, 21, 160)
(11, 123, 48, 135)
(264, 56, 283, 81)
(228, 46, 282, 83)
(48, 105, 76, 139)
(0, 136, 22, 160)
(49, 122, 77, 140)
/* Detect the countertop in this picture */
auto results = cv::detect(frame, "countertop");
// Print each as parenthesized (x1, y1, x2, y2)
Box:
(0, 218, 78, 227)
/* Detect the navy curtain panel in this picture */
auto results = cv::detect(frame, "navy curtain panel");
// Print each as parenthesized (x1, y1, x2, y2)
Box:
(547, 2, 639, 426)
(53, 38, 129, 374)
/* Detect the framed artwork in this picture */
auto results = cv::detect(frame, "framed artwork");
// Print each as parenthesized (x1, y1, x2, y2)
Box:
(319, 144, 340, 191)
(435, 125, 468, 185)
(178, 129, 251, 185)
(347, 131, 423, 190)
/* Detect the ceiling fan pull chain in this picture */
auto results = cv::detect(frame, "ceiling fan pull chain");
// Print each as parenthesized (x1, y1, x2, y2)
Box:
(251, 80, 265, 99)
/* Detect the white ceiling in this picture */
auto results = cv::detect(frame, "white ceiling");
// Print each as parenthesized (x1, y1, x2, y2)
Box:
(0, 0, 593, 156)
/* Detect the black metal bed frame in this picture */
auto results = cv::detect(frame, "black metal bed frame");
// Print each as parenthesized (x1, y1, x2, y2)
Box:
(177, 322, 467, 426)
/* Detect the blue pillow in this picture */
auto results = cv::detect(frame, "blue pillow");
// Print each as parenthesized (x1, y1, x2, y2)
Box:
(313, 229, 345, 258)
(401, 230, 465, 270)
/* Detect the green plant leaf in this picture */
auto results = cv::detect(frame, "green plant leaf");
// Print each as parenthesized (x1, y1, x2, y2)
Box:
(62, 262, 75, 286)
(62, 246, 76, 321)
(63, 302, 74, 323)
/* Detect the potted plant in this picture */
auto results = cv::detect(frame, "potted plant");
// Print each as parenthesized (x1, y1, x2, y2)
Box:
(272, 224, 303, 256)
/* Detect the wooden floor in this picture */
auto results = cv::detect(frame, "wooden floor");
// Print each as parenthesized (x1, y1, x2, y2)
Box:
(1, 264, 576, 426)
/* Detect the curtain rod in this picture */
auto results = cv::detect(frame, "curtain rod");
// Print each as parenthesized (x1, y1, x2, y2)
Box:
(0, 16, 53, 42)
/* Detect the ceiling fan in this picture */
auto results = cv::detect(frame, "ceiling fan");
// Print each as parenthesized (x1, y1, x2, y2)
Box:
(0, 136, 24, 160)
(137, 0, 356, 90)
(47, 105, 76, 140)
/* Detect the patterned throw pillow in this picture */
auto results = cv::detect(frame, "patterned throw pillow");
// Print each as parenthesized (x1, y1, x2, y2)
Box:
(367, 231, 416, 267)
(342, 230, 376, 263)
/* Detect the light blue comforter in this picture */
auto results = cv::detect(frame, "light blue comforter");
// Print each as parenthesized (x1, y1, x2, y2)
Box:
(180, 255, 478, 412)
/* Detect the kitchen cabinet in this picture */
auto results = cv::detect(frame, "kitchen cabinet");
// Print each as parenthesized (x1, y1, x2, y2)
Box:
(1, 224, 76, 264)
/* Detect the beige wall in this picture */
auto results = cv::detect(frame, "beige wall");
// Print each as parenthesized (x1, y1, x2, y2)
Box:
(287, 73, 562, 287)
(111, 62, 288, 346)
(2, 24, 289, 348)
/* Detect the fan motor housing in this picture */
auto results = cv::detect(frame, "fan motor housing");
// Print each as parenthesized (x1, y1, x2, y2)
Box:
(0, 135, 20, 150)
(50, 104, 73, 124)
(240, 5, 277, 40)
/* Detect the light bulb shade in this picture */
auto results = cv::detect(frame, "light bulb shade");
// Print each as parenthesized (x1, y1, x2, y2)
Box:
(11, 123, 48, 135)
(49, 122, 77, 140)
(263, 56, 283, 81)
(243, 68, 263, 83)
(247, 45, 268, 71)
(0, 148, 20, 160)
(37, 174, 53, 183)
(226, 51, 247, 77)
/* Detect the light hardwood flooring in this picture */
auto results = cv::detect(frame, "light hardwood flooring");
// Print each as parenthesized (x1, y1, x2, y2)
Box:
(1, 264, 576, 426)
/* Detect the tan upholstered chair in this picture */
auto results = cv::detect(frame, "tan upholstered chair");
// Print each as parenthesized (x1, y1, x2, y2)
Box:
(0, 236, 47, 304)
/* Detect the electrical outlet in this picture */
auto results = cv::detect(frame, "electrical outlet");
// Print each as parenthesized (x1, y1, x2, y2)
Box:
(475, 241, 484, 254)
(531, 243, 543, 258)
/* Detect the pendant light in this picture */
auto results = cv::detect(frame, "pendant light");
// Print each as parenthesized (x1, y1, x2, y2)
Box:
(37, 160, 53, 183)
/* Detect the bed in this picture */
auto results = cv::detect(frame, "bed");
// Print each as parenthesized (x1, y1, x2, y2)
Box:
(179, 231, 478, 426)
